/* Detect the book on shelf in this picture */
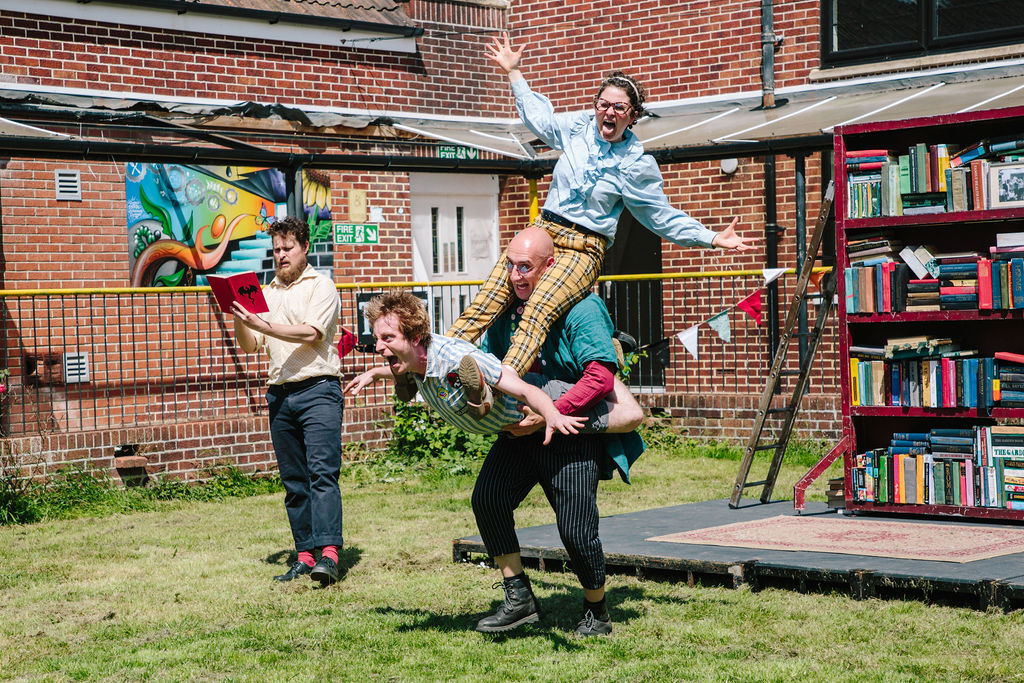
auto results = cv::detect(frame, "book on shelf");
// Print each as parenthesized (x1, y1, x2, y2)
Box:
(950, 140, 988, 169)
(989, 244, 1024, 256)
(899, 246, 931, 279)
(206, 271, 269, 315)
(850, 344, 885, 357)
(995, 351, 1024, 365)
(933, 250, 983, 264)
(996, 231, 1024, 248)
(978, 259, 993, 309)
(901, 191, 947, 214)
(911, 245, 941, 277)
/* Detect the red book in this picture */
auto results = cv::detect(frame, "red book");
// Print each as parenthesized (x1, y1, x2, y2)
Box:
(882, 262, 893, 312)
(942, 358, 955, 407)
(206, 271, 269, 314)
(846, 149, 891, 157)
(970, 159, 987, 209)
(960, 465, 969, 506)
(939, 286, 978, 295)
(995, 351, 1024, 365)
(847, 161, 884, 172)
(978, 259, 993, 309)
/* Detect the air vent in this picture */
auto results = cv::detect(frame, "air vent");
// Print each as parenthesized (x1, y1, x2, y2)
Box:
(54, 169, 82, 201)
(63, 352, 89, 384)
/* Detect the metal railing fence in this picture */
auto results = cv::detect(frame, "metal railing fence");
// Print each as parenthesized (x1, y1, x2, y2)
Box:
(0, 270, 838, 438)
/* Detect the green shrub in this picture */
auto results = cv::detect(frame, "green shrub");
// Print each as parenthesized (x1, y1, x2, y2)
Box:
(377, 400, 496, 479)
(0, 462, 41, 525)
(1, 461, 282, 525)
(146, 463, 281, 502)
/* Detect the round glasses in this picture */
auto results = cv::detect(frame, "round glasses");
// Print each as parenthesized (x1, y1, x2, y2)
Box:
(505, 262, 533, 275)
(595, 99, 632, 116)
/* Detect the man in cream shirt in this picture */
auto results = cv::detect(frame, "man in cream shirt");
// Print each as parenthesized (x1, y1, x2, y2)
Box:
(232, 216, 345, 586)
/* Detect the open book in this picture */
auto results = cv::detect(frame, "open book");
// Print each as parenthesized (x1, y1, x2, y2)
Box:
(207, 271, 269, 314)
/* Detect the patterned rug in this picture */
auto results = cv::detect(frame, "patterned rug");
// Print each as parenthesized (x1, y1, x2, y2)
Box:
(646, 515, 1024, 563)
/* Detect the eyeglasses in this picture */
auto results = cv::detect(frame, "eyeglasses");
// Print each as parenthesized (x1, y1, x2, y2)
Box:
(505, 262, 533, 275)
(595, 99, 633, 115)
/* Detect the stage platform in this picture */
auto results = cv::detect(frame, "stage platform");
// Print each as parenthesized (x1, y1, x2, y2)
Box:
(451, 499, 1024, 611)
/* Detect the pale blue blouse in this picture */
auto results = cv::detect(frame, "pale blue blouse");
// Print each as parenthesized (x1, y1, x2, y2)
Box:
(512, 78, 717, 248)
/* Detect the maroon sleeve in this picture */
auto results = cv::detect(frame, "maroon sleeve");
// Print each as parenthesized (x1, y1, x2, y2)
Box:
(553, 360, 616, 416)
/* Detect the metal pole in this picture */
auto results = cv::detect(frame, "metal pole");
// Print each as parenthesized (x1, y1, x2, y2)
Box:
(764, 156, 780, 363)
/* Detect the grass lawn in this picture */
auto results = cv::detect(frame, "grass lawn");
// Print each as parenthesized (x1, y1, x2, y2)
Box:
(1, 432, 1022, 682)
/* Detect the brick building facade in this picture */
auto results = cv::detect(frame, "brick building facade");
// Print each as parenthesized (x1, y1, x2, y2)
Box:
(1, 0, 1019, 480)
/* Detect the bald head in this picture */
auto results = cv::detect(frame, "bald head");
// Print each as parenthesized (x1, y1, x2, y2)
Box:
(508, 226, 554, 261)
(505, 226, 556, 301)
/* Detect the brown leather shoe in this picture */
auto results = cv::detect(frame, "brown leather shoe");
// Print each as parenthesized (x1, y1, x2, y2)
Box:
(458, 355, 492, 419)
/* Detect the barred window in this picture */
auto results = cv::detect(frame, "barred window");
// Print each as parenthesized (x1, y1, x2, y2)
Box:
(823, 0, 1024, 66)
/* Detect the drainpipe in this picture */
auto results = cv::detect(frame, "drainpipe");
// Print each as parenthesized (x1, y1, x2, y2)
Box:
(761, 0, 782, 360)
(764, 156, 781, 361)
(761, 0, 776, 110)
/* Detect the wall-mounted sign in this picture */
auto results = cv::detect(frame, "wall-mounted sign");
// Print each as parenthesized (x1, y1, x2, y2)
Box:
(334, 222, 379, 245)
(438, 145, 479, 160)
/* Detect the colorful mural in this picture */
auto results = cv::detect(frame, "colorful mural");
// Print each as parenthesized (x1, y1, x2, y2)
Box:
(125, 164, 332, 287)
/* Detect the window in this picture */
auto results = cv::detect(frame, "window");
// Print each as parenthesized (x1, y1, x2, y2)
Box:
(823, 0, 1024, 66)
(431, 207, 440, 275)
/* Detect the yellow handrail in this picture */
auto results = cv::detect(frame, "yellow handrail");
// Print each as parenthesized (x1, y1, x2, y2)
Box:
(0, 267, 833, 297)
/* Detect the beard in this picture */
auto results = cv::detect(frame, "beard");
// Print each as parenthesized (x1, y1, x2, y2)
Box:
(275, 257, 306, 285)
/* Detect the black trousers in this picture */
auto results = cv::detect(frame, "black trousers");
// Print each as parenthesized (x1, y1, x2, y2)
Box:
(471, 432, 605, 590)
(266, 377, 344, 552)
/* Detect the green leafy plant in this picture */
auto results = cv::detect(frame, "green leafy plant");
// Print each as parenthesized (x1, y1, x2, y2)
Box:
(617, 348, 647, 383)
(0, 445, 41, 525)
(375, 400, 496, 480)
(0, 461, 283, 525)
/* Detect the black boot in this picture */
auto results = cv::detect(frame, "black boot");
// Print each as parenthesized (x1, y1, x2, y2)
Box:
(575, 599, 613, 637)
(475, 573, 540, 633)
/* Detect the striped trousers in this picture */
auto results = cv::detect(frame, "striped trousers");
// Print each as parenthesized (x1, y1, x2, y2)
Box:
(471, 432, 605, 590)
(446, 218, 606, 376)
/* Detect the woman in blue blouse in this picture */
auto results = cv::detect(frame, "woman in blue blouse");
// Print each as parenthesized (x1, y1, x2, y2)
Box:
(447, 33, 756, 412)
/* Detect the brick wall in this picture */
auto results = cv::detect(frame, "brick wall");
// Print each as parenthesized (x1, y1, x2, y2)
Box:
(0, 0, 853, 483)
(4, 415, 274, 482)
(639, 391, 842, 444)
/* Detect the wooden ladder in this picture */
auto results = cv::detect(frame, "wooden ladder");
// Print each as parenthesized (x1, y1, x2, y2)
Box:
(729, 181, 836, 508)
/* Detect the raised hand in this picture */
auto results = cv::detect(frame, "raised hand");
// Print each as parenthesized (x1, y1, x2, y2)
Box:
(484, 31, 526, 75)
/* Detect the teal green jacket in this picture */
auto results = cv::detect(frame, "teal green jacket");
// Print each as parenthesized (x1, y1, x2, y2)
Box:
(483, 293, 644, 483)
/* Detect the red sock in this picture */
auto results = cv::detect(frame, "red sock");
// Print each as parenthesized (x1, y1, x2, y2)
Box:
(321, 545, 339, 563)
(297, 550, 315, 567)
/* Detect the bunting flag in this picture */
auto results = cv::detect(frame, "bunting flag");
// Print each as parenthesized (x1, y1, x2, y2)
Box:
(761, 267, 787, 286)
(707, 311, 731, 342)
(677, 325, 700, 360)
(808, 270, 825, 293)
(736, 291, 763, 326)
(663, 267, 832, 363)
(338, 327, 357, 358)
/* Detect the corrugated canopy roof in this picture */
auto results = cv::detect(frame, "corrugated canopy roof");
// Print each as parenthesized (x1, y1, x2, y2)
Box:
(1, 61, 1024, 173)
(97, 0, 419, 31)
(630, 62, 1024, 161)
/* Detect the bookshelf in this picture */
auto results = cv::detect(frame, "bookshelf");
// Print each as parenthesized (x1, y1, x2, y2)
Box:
(835, 106, 1024, 521)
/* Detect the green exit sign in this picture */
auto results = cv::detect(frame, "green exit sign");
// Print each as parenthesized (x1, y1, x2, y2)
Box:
(438, 145, 479, 160)
(333, 223, 379, 245)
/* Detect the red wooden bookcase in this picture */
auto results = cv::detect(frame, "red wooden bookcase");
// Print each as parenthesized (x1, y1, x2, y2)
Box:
(834, 106, 1024, 521)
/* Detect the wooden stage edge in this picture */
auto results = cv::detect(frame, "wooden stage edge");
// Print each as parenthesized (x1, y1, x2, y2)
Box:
(451, 499, 1024, 612)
